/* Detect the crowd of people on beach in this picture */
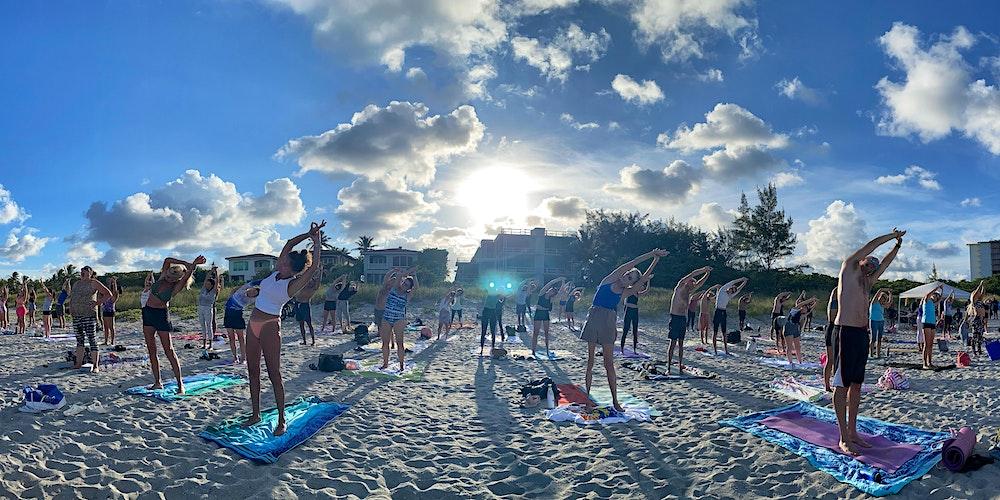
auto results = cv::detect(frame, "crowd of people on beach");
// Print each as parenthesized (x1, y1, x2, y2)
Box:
(2, 221, 996, 451)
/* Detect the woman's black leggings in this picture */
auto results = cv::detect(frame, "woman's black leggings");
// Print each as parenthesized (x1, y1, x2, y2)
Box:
(621, 308, 639, 347)
(480, 308, 499, 349)
(687, 310, 696, 331)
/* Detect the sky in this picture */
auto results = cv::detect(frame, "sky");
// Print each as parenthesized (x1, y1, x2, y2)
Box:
(2, 0, 1000, 282)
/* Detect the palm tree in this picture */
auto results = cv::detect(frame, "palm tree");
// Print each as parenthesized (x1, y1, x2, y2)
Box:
(308, 231, 336, 251)
(65, 264, 79, 280)
(355, 235, 376, 255)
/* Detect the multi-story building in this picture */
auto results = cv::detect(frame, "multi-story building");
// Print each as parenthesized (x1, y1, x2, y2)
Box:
(319, 249, 358, 269)
(968, 240, 1000, 279)
(362, 247, 419, 284)
(225, 253, 277, 283)
(454, 227, 576, 285)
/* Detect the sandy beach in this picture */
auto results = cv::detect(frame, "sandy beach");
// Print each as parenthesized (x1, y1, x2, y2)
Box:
(0, 303, 997, 500)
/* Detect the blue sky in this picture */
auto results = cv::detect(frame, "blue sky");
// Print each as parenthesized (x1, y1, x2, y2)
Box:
(1, 0, 999, 281)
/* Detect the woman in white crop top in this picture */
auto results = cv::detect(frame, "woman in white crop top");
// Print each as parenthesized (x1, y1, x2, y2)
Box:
(243, 220, 325, 436)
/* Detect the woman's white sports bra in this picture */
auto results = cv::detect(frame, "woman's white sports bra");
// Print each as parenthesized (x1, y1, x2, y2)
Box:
(255, 272, 290, 315)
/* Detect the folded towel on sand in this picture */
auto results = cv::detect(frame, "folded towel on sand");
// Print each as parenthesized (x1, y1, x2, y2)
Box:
(770, 376, 877, 402)
(622, 360, 715, 380)
(757, 357, 821, 371)
(342, 358, 425, 381)
(589, 387, 661, 417)
(41, 333, 76, 342)
(545, 404, 653, 425)
(721, 402, 948, 496)
(613, 347, 651, 359)
(126, 373, 246, 402)
(556, 384, 592, 406)
(200, 396, 350, 464)
(508, 348, 573, 360)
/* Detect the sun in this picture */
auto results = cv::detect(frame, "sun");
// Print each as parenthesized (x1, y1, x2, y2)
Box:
(456, 166, 532, 224)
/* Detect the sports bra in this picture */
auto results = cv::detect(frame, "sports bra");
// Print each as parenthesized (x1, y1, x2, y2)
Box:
(592, 283, 622, 310)
(255, 272, 291, 316)
(152, 281, 175, 303)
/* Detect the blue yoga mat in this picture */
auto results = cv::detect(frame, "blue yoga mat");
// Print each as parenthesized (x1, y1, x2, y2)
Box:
(721, 402, 948, 496)
(125, 373, 246, 402)
(200, 396, 350, 464)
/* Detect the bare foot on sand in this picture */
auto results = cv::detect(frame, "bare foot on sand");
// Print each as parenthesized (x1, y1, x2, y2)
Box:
(839, 440, 859, 455)
(273, 422, 286, 436)
(147, 383, 164, 390)
(242, 415, 261, 427)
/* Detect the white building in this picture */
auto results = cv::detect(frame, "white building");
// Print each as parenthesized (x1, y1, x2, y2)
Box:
(225, 253, 277, 283)
(362, 247, 418, 284)
(968, 241, 999, 280)
(454, 227, 576, 285)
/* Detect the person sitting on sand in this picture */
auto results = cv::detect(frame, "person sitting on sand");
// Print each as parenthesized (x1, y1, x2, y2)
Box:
(100, 277, 120, 346)
(144, 255, 204, 393)
(320, 274, 347, 333)
(67, 267, 114, 372)
(784, 295, 818, 366)
(699, 285, 720, 345)
(738, 292, 752, 331)
(869, 288, 891, 358)
(832, 228, 903, 455)
(437, 290, 454, 341)
(770, 291, 792, 349)
(667, 266, 712, 374)
(713, 277, 749, 356)
(581, 249, 666, 411)
(622, 278, 654, 355)
(244, 221, 325, 435)
(379, 267, 418, 371)
(197, 267, 222, 354)
(565, 287, 583, 332)
(336, 279, 358, 334)
(531, 277, 566, 357)
(223, 278, 261, 364)
(515, 280, 536, 330)
(919, 284, 944, 369)
(294, 265, 322, 346)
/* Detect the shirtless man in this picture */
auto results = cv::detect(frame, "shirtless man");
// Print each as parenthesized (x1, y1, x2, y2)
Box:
(713, 277, 749, 356)
(667, 267, 712, 374)
(770, 292, 792, 349)
(833, 228, 903, 455)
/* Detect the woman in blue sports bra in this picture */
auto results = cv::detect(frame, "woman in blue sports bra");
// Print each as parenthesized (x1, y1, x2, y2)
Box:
(919, 284, 943, 369)
(581, 249, 667, 412)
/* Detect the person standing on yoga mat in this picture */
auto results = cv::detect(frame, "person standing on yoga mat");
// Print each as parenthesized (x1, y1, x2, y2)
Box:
(738, 292, 752, 331)
(319, 274, 347, 333)
(244, 221, 325, 436)
(451, 287, 465, 329)
(581, 249, 665, 411)
(14, 278, 27, 334)
(918, 284, 943, 369)
(832, 228, 903, 456)
(294, 265, 322, 346)
(515, 280, 536, 330)
(968, 281, 987, 356)
(198, 267, 222, 353)
(100, 277, 120, 346)
(223, 279, 261, 364)
(771, 291, 792, 349)
(67, 267, 113, 372)
(531, 277, 566, 357)
(667, 266, 712, 374)
(479, 282, 503, 355)
(144, 255, 204, 393)
(712, 277, 749, 356)
(437, 290, 455, 340)
(379, 267, 418, 371)
(869, 289, 891, 358)
(621, 278, 654, 354)
(0, 286, 9, 332)
(942, 291, 955, 337)
(699, 285, 719, 345)
(687, 291, 702, 333)
(784, 295, 817, 366)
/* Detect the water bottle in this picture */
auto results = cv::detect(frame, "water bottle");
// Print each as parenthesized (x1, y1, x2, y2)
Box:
(546, 385, 555, 409)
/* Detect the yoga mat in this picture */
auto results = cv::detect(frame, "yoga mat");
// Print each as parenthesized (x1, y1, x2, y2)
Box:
(721, 402, 949, 496)
(171, 332, 202, 341)
(556, 384, 592, 406)
(200, 396, 350, 464)
(125, 373, 246, 402)
(589, 387, 662, 417)
(757, 357, 821, 371)
(769, 377, 827, 403)
(883, 362, 957, 372)
(760, 411, 922, 472)
(343, 358, 425, 381)
(622, 360, 715, 380)
(508, 348, 572, 360)
(942, 427, 976, 472)
(695, 348, 739, 358)
(613, 347, 651, 359)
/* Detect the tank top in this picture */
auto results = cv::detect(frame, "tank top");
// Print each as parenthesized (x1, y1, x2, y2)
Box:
(592, 283, 622, 310)
(537, 295, 552, 310)
(68, 280, 99, 317)
(255, 272, 290, 316)
(788, 307, 803, 324)
(870, 302, 884, 322)
(923, 300, 936, 324)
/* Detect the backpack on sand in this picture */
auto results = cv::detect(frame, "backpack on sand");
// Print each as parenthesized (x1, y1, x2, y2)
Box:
(316, 353, 346, 372)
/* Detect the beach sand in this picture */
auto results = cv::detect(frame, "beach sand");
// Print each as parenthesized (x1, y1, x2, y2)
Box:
(1, 307, 997, 499)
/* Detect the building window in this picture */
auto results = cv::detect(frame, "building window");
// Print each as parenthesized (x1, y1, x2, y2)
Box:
(254, 260, 271, 269)
(392, 256, 413, 267)
(370, 255, 387, 265)
(231, 261, 249, 272)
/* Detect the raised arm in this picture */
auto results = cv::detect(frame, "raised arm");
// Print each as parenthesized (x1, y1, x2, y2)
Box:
(171, 255, 207, 293)
(872, 234, 904, 280)
(627, 274, 653, 297)
(288, 223, 326, 296)
(603, 249, 668, 284)
(93, 280, 113, 308)
(109, 277, 119, 301)
(540, 277, 565, 295)
(924, 284, 944, 300)
(847, 229, 905, 264)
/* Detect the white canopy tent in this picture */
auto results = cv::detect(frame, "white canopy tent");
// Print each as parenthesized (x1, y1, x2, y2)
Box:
(896, 281, 971, 333)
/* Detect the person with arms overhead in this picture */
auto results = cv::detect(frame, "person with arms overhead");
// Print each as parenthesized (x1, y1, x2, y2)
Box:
(667, 266, 712, 374)
(712, 277, 749, 356)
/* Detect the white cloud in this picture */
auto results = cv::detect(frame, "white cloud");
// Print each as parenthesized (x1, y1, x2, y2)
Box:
(276, 101, 485, 186)
(0, 184, 27, 224)
(604, 160, 701, 204)
(405, 67, 427, 81)
(874, 165, 941, 191)
(875, 22, 1000, 154)
(627, 0, 757, 63)
(334, 177, 438, 239)
(775, 76, 823, 104)
(689, 202, 736, 230)
(697, 68, 724, 82)
(961, 197, 981, 207)
(772, 170, 805, 188)
(511, 24, 610, 82)
(537, 196, 588, 221)
(514, 0, 580, 15)
(608, 121, 622, 131)
(0, 227, 49, 263)
(701, 145, 784, 180)
(658, 103, 789, 152)
(560, 112, 599, 130)
(84, 170, 305, 257)
(925, 241, 960, 258)
(800, 200, 869, 275)
(611, 74, 664, 105)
